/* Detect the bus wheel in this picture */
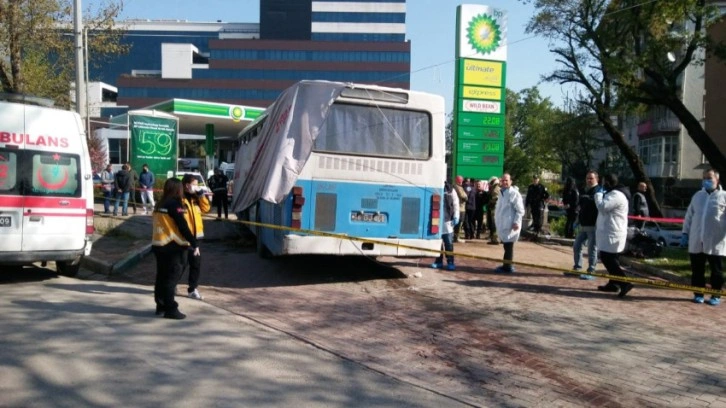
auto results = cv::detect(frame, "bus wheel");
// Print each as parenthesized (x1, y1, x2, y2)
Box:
(57, 260, 81, 277)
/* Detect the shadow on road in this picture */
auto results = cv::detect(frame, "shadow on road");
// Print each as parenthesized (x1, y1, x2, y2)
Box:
(0, 265, 58, 285)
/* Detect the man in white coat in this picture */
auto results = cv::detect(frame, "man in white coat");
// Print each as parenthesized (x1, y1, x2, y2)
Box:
(594, 174, 634, 297)
(681, 168, 726, 306)
(494, 173, 525, 273)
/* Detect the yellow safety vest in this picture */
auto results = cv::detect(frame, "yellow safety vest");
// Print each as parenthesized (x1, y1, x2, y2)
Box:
(152, 206, 193, 247)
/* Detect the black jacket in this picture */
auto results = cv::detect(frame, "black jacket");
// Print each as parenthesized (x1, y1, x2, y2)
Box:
(578, 185, 599, 227)
(562, 187, 579, 214)
(526, 183, 549, 209)
(114, 170, 131, 193)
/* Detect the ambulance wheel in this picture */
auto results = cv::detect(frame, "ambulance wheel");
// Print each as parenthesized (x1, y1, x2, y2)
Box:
(57, 260, 81, 277)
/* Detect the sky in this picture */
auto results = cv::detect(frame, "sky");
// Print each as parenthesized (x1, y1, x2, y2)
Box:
(114, 0, 567, 112)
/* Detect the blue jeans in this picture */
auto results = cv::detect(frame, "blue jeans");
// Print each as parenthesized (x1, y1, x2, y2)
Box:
(113, 191, 130, 215)
(434, 232, 454, 265)
(103, 189, 115, 213)
(573, 226, 597, 271)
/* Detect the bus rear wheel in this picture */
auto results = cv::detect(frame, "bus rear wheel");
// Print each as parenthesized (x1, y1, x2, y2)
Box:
(57, 260, 81, 277)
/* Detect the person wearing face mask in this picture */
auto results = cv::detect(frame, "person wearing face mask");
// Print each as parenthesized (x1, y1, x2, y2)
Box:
(681, 168, 726, 306)
(181, 174, 211, 300)
(594, 174, 634, 297)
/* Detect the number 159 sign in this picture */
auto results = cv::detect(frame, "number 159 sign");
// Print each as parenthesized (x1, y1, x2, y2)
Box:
(129, 112, 179, 180)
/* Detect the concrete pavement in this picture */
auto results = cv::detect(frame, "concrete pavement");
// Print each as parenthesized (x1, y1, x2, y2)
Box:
(0, 271, 469, 407)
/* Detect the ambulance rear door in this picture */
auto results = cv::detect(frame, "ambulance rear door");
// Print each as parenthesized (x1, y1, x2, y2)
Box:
(0, 146, 23, 253)
(21, 105, 88, 253)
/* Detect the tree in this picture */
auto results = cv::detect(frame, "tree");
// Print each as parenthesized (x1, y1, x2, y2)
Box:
(504, 87, 562, 183)
(88, 130, 107, 173)
(0, 0, 127, 108)
(549, 105, 607, 182)
(605, 0, 726, 174)
(524, 0, 665, 216)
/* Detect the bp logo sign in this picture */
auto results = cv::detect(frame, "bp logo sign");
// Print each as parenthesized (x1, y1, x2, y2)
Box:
(230, 106, 245, 122)
(466, 13, 502, 55)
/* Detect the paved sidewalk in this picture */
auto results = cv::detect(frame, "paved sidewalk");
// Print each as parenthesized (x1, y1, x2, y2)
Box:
(80, 213, 726, 407)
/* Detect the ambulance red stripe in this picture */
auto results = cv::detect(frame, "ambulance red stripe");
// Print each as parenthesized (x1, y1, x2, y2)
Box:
(0, 196, 87, 209)
(23, 212, 86, 217)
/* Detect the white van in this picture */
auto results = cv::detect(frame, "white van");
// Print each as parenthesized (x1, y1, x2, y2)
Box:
(0, 95, 95, 276)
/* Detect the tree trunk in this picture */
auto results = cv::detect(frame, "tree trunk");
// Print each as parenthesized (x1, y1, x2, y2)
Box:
(663, 97, 726, 175)
(596, 110, 664, 217)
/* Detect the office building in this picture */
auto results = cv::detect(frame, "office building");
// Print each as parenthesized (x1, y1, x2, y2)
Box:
(92, 0, 410, 110)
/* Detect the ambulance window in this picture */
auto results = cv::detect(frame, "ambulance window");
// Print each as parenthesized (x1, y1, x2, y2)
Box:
(0, 150, 18, 193)
(28, 152, 81, 197)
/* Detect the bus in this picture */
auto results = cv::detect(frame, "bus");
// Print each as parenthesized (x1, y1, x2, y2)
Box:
(231, 80, 446, 257)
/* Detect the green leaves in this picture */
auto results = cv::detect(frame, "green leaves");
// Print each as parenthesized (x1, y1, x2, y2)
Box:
(0, 0, 127, 107)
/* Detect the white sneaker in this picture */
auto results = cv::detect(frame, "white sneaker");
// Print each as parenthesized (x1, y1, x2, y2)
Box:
(188, 288, 204, 300)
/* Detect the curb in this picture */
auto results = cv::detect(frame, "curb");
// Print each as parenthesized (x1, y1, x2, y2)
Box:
(522, 230, 688, 284)
(82, 243, 153, 276)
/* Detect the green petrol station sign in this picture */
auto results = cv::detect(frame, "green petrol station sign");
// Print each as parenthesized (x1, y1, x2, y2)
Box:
(453, 5, 507, 182)
(129, 113, 179, 180)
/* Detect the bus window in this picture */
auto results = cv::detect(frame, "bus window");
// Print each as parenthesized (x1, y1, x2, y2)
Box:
(314, 103, 430, 160)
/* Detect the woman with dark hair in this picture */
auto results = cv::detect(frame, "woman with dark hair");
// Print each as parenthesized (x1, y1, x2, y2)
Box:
(562, 177, 579, 239)
(151, 178, 200, 319)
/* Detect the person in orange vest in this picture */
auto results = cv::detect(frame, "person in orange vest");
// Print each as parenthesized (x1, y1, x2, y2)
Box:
(151, 178, 199, 320)
(181, 173, 212, 300)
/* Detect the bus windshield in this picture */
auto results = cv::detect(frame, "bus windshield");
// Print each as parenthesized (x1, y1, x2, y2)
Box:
(313, 103, 431, 160)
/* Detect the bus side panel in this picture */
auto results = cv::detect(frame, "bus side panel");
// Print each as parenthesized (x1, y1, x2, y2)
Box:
(257, 198, 292, 257)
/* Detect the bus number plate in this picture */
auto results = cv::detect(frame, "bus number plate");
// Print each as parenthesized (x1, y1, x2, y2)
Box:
(0, 216, 10, 227)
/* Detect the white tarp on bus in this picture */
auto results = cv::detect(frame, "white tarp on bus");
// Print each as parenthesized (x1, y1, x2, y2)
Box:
(231, 81, 345, 213)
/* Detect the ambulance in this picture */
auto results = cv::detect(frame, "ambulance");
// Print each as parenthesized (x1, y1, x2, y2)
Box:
(0, 95, 95, 276)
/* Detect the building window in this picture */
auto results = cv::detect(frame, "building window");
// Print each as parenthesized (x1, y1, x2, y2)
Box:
(108, 139, 124, 164)
(664, 135, 677, 163)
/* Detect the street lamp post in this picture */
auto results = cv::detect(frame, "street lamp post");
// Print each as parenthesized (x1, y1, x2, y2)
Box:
(74, 0, 87, 131)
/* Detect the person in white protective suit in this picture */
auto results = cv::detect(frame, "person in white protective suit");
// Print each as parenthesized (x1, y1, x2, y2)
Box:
(681, 168, 726, 306)
(594, 174, 634, 298)
(494, 173, 525, 273)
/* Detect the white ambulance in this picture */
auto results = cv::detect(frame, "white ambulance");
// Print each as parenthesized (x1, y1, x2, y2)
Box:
(0, 95, 94, 276)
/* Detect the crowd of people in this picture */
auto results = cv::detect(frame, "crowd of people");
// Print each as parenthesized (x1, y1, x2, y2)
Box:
(434, 169, 725, 305)
(100, 162, 725, 316)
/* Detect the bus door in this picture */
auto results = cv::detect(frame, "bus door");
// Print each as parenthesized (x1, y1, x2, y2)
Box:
(0, 148, 22, 253)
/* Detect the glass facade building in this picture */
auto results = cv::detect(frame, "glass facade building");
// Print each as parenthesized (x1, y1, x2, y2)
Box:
(91, 0, 410, 110)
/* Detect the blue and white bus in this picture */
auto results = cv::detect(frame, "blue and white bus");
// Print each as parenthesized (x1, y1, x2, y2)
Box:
(231, 80, 446, 257)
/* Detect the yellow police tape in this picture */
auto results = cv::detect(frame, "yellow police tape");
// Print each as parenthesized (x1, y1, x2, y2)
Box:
(91, 193, 724, 298)
(225, 218, 725, 298)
